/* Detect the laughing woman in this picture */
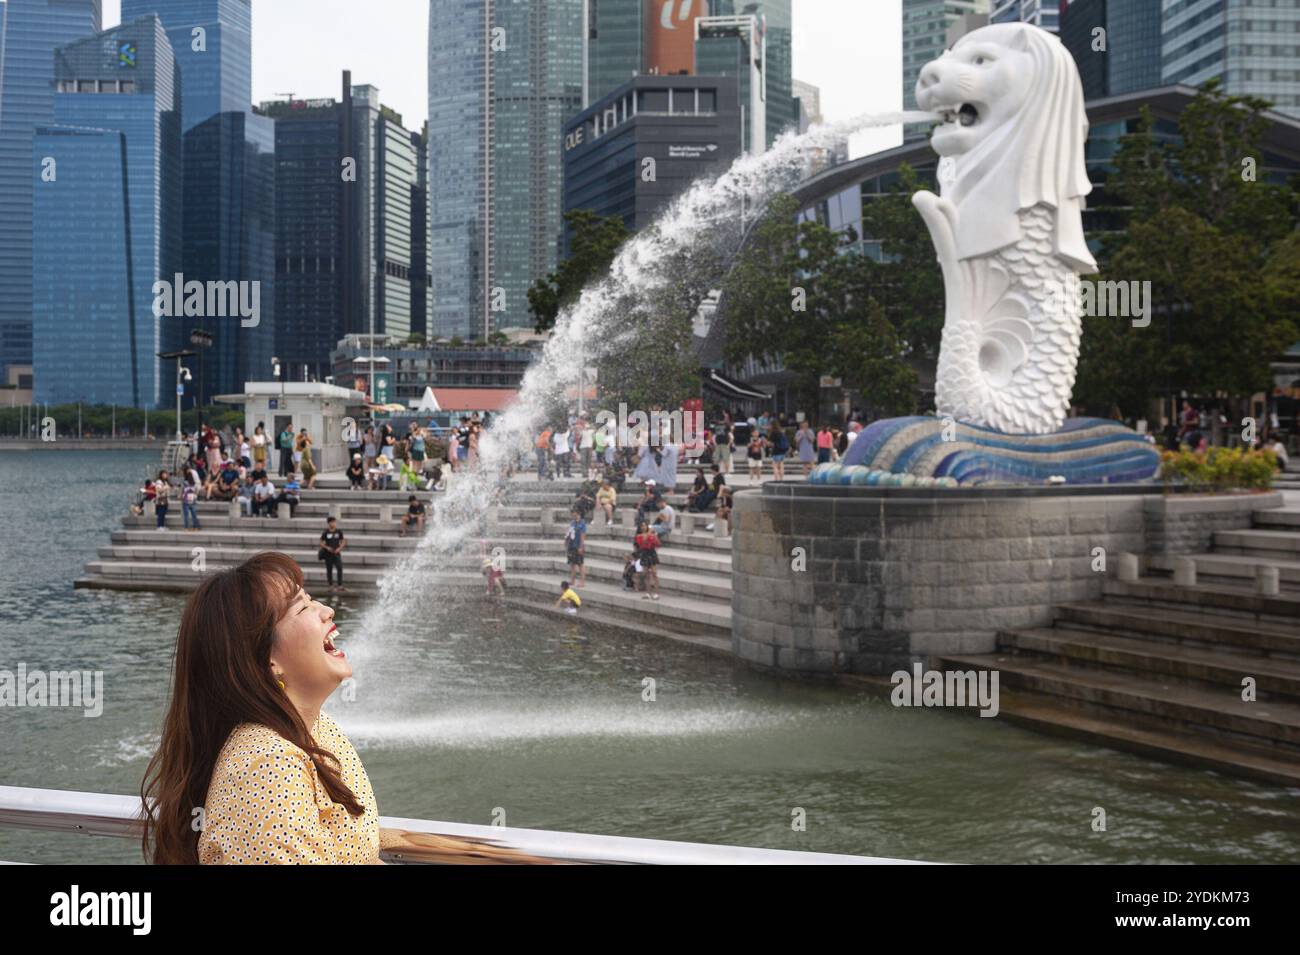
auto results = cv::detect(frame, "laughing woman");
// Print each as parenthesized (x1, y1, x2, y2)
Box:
(141, 552, 384, 864)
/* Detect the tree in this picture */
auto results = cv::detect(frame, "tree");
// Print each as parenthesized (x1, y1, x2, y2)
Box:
(1075, 83, 1300, 419)
(528, 209, 630, 333)
(721, 193, 917, 417)
(597, 241, 720, 412)
(858, 163, 945, 364)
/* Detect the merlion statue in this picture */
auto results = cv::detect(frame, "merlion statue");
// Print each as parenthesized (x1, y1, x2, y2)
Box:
(812, 22, 1159, 487)
(913, 22, 1096, 435)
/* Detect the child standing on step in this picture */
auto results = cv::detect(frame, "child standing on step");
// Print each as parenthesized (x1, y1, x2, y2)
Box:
(565, 509, 587, 587)
(181, 473, 201, 531)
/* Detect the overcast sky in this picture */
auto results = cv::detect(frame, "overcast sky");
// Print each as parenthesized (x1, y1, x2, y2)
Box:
(102, 0, 903, 156)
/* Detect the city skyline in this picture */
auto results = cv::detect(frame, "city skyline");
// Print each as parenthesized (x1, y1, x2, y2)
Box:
(99, 0, 905, 158)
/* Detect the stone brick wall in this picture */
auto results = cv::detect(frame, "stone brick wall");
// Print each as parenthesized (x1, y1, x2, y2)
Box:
(731, 485, 1278, 676)
(1144, 492, 1281, 555)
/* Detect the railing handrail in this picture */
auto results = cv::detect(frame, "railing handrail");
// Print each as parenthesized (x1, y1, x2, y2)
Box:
(0, 785, 923, 865)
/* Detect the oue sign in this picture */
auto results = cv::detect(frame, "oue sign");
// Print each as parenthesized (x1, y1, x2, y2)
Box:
(564, 127, 585, 152)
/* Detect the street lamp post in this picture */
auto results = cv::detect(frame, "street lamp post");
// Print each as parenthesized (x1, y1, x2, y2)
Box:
(158, 349, 196, 444)
(189, 328, 213, 436)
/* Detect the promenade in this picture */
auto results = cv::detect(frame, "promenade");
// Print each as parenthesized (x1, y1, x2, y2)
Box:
(76, 462, 806, 655)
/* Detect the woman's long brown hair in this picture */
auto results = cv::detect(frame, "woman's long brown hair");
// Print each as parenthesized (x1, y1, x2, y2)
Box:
(141, 552, 364, 864)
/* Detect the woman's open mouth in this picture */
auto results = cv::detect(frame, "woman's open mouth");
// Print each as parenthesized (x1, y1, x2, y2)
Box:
(324, 625, 345, 659)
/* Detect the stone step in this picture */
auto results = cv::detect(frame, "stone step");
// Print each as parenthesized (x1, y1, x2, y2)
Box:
(503, 573, 732, 636)
(123, 514, 457, 535)
(88, 545, 735, 602)
(1054, 602, 1300, 657)
(1102, 577, 1300, 625)
(1001, 626, 1300, 700)
(77, 564, 734, 637)
(97, 544, 406, 568)
(935, 681, 1300, 787)
(552, 520, 733, 551)
(580, 537, 733, 575)
(112, 528, 425, 552)
(81, 559, 389, 589)
(1214, 528, 1300, 557)
(507, 599, 733, 656)
(937, 651, 1300, 754)
(1147, 552, 1300, 586)
(1254, 507, 1300, 529)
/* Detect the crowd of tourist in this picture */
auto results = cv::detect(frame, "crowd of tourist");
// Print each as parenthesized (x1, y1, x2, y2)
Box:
(1172, 400, 1290, 469)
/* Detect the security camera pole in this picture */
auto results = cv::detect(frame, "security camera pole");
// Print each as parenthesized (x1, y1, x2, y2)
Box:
(158, 350, 196, 443)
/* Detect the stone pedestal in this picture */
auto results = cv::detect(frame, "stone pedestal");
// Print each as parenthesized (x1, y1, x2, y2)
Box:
(731, 483, 1281, 676)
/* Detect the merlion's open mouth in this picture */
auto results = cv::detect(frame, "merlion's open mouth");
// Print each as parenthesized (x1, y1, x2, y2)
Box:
(937, 103, 980, 127)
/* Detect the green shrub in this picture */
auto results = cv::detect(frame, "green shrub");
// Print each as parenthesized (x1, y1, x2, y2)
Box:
(1159, 447, 1276, 491)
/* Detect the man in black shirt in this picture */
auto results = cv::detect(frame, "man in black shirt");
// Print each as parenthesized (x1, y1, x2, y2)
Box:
(400, 495, 426, 537)
(346, 453, 366, 490)
(319, 516, 346, 593)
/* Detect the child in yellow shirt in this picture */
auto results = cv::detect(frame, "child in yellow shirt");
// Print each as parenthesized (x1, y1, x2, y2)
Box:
(554, 580, 581, 615)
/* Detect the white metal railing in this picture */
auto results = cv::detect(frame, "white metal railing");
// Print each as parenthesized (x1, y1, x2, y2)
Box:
(0, 786, 923, 865)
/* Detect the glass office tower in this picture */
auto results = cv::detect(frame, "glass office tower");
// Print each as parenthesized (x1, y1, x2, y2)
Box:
(1161, 0, 1300, 119)
(1061, 0, 1163, 100)
(121, 0, 251, 132)
(261, 75, 421, 381)
(180, 110, 275, 399)
(901, 0, 989, 140)
(427, 0, 489, 340)
(427, 0, 584, 340)
(0, 0, 103, 381)
(696, 0, 796, 148)
(263, 96, 343, 382)
(375, 106, 419, 342)
(123, 1, 266, 400)
(990, 0, 1060, 32)
(32, 16, 181, 407)
(587, 0, 642, 105)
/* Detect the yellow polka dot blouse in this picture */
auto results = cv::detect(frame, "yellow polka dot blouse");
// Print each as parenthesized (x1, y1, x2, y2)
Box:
(198, 711, 381, 864)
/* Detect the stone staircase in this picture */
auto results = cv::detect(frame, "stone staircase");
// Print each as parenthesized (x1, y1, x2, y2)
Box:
(77, 474, 735, 653)
(1272, 461, 1300, 491)
(934, 503, 1300, 785)
(1147, 503, 1300, 591)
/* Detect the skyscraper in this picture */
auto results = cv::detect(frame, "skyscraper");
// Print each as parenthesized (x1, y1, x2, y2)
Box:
(901, 0, 989, 139)
(121, 0, 270, 400)
(261, 74, 423, 381)
(410, 124, 431, 340)
(427, 0, 584, 340)
(990, 0, 1060, 31)
(695, 0, 795, 149)
(0, 0, 103, 382)
(1161, 0, 1300, 119)
(586, 0, 642, 105)
(121, 0, 251, 132)
(1060, 0, 1163, 101)
(180, 109, 276, 399)
(261, 95, 343, 382)
(32, 15, 182, 407)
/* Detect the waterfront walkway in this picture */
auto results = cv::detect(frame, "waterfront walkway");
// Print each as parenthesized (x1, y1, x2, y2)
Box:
(76, 463, 793, 653)
(76, 455, 1300, 785)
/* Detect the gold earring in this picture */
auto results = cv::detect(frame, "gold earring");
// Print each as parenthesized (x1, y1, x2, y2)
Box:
(277, 678, 285, 690)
